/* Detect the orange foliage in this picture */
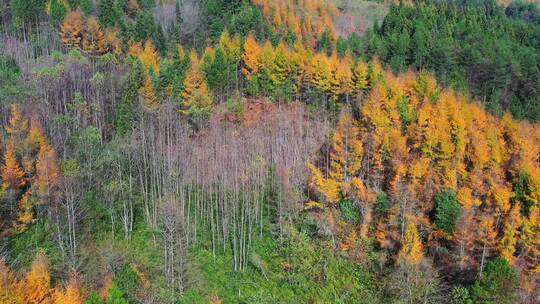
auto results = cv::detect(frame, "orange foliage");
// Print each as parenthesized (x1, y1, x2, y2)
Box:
(2, 144, 26, 190)
(60, 9, 84, 49)
(25, 252, 52, 304)
(251, 0, 338, 48)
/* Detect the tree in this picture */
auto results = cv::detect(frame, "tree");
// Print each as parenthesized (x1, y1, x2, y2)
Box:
(79, 0, 93, 15)
(181, 51, 213, 116)
(86, 293, 103, 304)
(6, 103, 29, 140)
(13, 190, 35, 233)
(471, 257, 518, 304)
(48, 0, 67, 25)
(2, 144, 26, 190)
(0, 260, 24, 303)
(104, 29, 122, 57)
(478, 216, 498, 276)
(433, 190, 461, 234)
(351, 60, 368, 94)
(82, 17, 107, 56)
(398, 219, 423, 267)
(500, 203, 522, 264)
(242, 33, 262, 80)
(97, 0, 120, 28)
(115, 58, 145, 136)
(329, 112, 363, 183)
(35, 145, 62, 203)
(139, 41, 160, 74)
(309, 53, 331, 93)
(106, 282, 128, 304)
(140, 73, 159, 111)
(10, 0, 47, 26)
(54, 277, 84, 304)
(24, 251, 52, 304)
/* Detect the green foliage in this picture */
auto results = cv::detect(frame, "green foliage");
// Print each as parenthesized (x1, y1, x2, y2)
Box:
(107, 282, 129, 304)
(375, 192, 390, 216)
(450, 286, 473, 304)
(79, 0, 94, 15)
(336, 37, 348, 58)
(115, 58, 145, 136)
(97, 0, 121, 28)
(49, 0, 67, 24)
(246, 75, 260, 97)
(185, 228, 377, 303)
(505, 0, 540, 23)
(202, 0, 273, 42)
(339, 199, 361, 224)
(470, 257, 519, 304)
(317, 29, 333, 56)
(364, 0, 540, 121)
(8, 219, 60, 269)
(10, 0, 47, 26)
(226, 95, 246, 119)
(397, 96, 414, 129)
(0, 55, 28, 104)
(513, 171, 535, 217)
(434, 190, 461, 234)
(116, 265, 141, 303)
(86, 293, 104, 304)
(202, 47, 235, 95)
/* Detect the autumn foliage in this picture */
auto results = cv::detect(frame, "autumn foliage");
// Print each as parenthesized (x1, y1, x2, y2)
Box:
(252, 0, 339, 48)
(308, 70, 540, 291)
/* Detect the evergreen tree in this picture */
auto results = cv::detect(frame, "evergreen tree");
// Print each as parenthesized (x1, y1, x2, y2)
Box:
(115, 58, 145, 136)
(106, 283, 128, 304)
(434, 190, 461, 234)
(471, 257, 518, 304)
(10, 0, 47, 26)
(97, 0, 120, 28)
(49, 0, 66, 25)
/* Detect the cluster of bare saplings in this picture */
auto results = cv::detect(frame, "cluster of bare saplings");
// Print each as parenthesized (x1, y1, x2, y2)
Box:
(57, 101, 330, 293)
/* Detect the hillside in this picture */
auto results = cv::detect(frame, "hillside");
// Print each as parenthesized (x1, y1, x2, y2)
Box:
(0, 0, 539, 303)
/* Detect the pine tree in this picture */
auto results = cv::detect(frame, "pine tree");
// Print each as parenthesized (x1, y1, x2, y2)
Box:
(6, 104, 29, 140)
(97, 0, 120, 28)
(35, 145, 62, 203)
(139, 40, 160, 74)
(53, 277, 84, 304)
(106, 282, 128, 304)
(351, 60, 368, 94)
(2, 144, 26, 190)
(398, 218, 423, 267)
(13, 190, 35, 233)
(24, 252, 52, 304)
(48, 0, 67, 25)
(309, 53, 331, 92)
(141, 73, 159, 111)
(500, 203, 522, 264)
(242, 33, 262, 80)
(61, 9, 84, 49)
(26, 120, 48, 152)
(83, 17, 107, 56)
(0, 260, 24, 303)
(330, 112, 363, 183)
(104, 29, 122, 57)
(181, 51, 213, 115)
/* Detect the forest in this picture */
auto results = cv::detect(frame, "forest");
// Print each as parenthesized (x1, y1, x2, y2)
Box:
(0, 0, 538, 303)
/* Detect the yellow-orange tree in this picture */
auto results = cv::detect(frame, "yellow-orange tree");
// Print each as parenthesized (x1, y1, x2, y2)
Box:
(307, 69, 540, 293)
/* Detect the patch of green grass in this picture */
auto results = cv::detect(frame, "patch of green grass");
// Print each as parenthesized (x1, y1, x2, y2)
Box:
(184, 227, 378, 303)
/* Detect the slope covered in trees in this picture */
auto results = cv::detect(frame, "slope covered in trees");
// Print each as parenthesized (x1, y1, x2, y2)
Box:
(0, 0, 539, 303)
(362, 0, 540, 121)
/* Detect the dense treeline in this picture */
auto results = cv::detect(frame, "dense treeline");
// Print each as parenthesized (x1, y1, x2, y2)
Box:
(0, 0, 539, 303)
(362, 0, 540, 121)
(308, 70, 540, 303)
